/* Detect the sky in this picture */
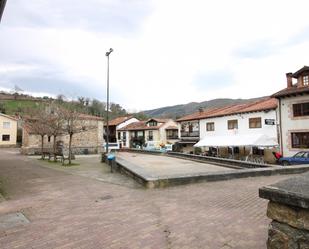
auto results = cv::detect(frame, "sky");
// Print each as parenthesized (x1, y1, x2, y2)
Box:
(1, 0, 309, 111)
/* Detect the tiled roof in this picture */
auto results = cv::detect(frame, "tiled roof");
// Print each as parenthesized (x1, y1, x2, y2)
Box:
(176, 98, 278, 122)
(292, 66, 309, 78)
(146, 118, 169, 123)
(165, 126, 178, 130)
(118, 121, 161, 131)
(107, 116, 133, 126)
(272, 86, 309, 98)
(76, 113, 104, 121)
(0, 113, 19, 121)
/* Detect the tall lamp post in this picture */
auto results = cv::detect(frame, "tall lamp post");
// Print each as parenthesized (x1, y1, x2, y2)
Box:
(0, 0, 7, 22)
(105, 48, 113, 155)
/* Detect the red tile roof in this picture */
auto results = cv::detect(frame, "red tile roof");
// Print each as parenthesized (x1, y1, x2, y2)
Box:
(177, 97, 278, 122)
(107, 116, 133, 126)
(0, 113, 18, 121)
(118, 121, 161, 131)
(76, 113, 104, 121)
(272, 86, 309, 98)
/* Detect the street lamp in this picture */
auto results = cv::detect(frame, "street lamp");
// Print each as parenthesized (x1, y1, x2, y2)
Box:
(105, 48, 113, 156)
(0, 0, 7, 23)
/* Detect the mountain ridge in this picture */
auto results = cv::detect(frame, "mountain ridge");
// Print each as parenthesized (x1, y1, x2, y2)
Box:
(142, 97, 267, 119)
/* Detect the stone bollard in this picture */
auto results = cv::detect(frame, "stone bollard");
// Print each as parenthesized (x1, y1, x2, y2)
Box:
(259, 173, 309, 248)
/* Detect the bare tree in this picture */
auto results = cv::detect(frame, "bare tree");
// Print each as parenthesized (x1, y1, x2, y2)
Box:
(60, 105, 97, 165)
(47, 105, 65, 161)
(24, 107, 51, 158)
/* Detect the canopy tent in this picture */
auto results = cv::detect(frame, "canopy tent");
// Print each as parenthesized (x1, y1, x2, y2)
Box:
(194, 134, 278, 148)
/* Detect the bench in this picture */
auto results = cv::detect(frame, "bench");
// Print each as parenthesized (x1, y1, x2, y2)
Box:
(61, 151, 75, 165)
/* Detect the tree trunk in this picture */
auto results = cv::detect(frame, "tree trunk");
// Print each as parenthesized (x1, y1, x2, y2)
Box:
(53, 135, 57, 161)
(41, 134, 44, 159)
(69, 133, 72, 165)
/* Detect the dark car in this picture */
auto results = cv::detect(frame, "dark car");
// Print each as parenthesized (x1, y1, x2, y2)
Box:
(279, 151, 309, 166)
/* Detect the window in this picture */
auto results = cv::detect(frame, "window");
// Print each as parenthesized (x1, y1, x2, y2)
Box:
(148, 131, 153, 141)
(228, 120, 238, 130)
(3, 122, 10, 129)
(291, 132, 309, 148)
(253, 146, 264, 155)
(249, 117, 261, 128)
(118, 132, 121, 140)
(137, 131, 144, 137)
(2, 135, 10, 141)
(166, 130, 178, 139)
(122, 132, 126, 140)
(148, 121, 157, 127)
(303, 75, 309, 86)
(48, 136, 51, 142)
(293, 102, 309, 117)
(206, 122, 215, 131)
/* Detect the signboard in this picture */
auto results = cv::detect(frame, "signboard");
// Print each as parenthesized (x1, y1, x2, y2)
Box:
(265, 119, 275, 125)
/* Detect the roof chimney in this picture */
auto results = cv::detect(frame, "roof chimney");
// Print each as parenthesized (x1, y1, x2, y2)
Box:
(286, 72, 293, 88)
(198, 107, 203, 113)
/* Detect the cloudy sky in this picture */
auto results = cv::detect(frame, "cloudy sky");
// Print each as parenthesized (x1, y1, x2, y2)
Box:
(1, 0, 309, 111)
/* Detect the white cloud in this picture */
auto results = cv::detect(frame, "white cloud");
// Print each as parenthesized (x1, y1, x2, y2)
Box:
(1, 0, 309, 111)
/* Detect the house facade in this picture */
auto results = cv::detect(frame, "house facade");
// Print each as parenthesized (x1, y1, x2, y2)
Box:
(22, 114, 104, 155)
(104, 116, 139, 145)
(0, 113, 18, 147)
(176, 116, 200, 153)
(118, 118, 179, 149)
(272, 66, 309, 157)
(177, 98, 279, 162)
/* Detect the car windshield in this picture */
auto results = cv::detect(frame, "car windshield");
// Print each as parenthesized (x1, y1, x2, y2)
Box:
(294, 152, 305, 158)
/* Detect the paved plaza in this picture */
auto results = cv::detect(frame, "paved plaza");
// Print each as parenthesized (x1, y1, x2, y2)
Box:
(117, 152, 233, 178)
(0, 148, 299, 248)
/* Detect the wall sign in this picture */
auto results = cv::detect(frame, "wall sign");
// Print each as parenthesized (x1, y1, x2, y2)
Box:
(265, 119, 275, 125)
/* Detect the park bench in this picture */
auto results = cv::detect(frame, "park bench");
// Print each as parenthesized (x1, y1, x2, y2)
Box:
(61, 150, 75, 165)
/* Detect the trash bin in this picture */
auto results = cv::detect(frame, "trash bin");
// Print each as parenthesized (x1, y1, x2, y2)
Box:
(107, 154, 116, 172)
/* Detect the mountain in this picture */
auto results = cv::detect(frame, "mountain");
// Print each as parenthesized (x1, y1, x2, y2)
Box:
(142, 97, 266, 119)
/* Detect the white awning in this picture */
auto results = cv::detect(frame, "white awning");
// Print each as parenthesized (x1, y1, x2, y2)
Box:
(194, 134, 278, 148)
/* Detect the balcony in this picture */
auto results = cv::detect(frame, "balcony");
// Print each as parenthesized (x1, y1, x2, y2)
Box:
(167, 135, 179, 139)
(181, 131, 199, 137)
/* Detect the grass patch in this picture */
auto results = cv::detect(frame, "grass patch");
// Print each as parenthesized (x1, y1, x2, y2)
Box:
(1, 99, 43, 115)
(0, 179, 8, 199)
(62, 163, 80, 167)
(38, 158, 80, 167)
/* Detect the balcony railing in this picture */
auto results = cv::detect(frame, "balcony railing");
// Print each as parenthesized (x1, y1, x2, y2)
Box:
(167, 135, 179, 139)
(180, 131, 199, 137)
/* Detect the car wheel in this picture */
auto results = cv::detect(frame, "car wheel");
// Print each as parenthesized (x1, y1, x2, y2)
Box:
(282, 160, 290, 166)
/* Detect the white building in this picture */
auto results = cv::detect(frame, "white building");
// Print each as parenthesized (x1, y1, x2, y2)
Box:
(272, 66, 309, 157)
(177, 98, 279, 162)
(119, 118, 179, 149)
(105, 116, 140, 148)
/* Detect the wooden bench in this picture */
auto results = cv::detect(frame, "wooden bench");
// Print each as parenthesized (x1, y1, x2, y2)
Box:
(42, 151, 51, 160)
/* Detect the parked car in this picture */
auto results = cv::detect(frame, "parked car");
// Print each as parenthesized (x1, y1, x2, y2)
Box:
(279, 151, 309, 166)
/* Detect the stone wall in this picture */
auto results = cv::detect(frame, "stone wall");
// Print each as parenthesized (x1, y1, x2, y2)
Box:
(259, 173, 309, 249)
(22, 120, 104, 155)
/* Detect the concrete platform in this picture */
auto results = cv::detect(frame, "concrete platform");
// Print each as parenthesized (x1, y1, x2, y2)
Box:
(115, 152, 309, 188)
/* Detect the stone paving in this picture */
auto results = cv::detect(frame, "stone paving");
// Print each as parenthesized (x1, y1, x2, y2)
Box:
(0, 148, 300, 248)
(117, 152, 234, 178)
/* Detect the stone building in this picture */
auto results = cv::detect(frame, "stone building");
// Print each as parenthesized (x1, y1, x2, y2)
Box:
(22, 114, 104, 155)
(272, 66, 309, 156)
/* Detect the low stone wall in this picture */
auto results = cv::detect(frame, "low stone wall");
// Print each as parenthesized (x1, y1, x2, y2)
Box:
(259, 173, 309, 248)
(21, 146, 101, 155)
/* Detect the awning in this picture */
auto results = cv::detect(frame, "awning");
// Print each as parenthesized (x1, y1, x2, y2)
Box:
(177, 140, 199, 144)
(194, 134, 278, 147)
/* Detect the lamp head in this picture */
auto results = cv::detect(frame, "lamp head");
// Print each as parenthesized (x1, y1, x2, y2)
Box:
(106, 48, 114, 56)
